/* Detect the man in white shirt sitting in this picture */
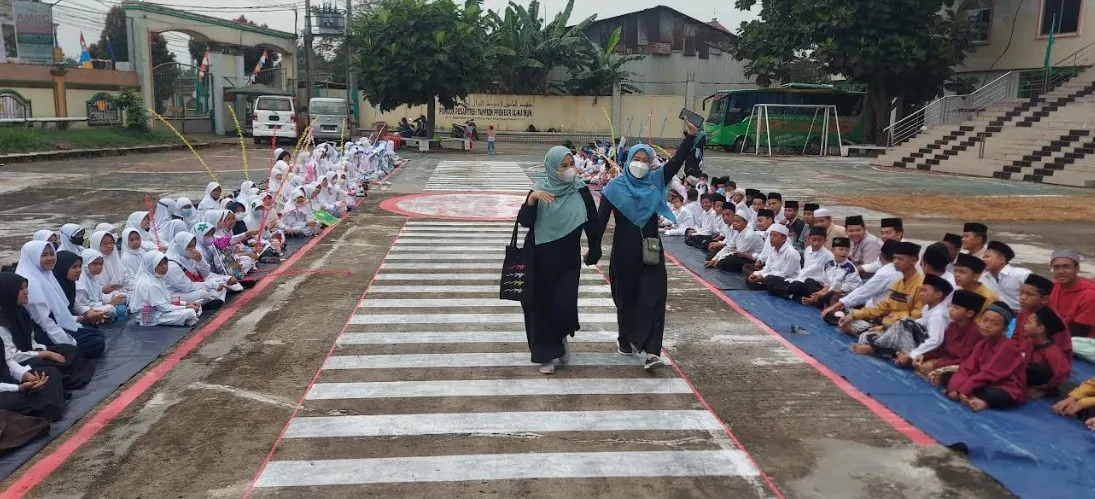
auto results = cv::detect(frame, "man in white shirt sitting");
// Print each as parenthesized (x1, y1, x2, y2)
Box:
(765, 226, 830, 298)
(706, 206, 765, 271)
(746, 224, 801, 291)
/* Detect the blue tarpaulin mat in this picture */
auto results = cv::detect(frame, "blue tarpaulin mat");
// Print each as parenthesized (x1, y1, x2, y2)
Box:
(725, 289, 1095, 499)
(0, 236, 311, 479)
(662, 235, 748, 290)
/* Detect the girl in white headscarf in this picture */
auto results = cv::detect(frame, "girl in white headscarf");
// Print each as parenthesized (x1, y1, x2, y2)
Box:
(237, 181, 257, 209)
(245, 197, 284, 257)
(157, 219, 189, 244)
(94, 222, 116, 236)
(153, 198, 177, 229)
(174, 197, 199, 228)
(14, 241, 105, 358)
(31, 230, 58, 248)
(89, 230, 131, 301)
(74, 249, 120, 321)
(124, 211, 163, 252)
(314, 173, 342, 215)
(197, 181, 223, 216)
(57, 224, 86, 256)
(119, 228, 146, 280)
(164, 232, 226, 306)
(207, 210, 257, 274)
(191, 223, 245, 292)
(277, 187, 319, 237)
(130, 251, 199, 327)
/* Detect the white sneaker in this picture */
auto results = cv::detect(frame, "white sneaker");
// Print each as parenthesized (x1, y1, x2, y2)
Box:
(539, 362, 555, 375)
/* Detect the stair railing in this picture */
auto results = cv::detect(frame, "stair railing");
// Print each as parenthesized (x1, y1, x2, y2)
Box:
(884, 71, 1014, 148)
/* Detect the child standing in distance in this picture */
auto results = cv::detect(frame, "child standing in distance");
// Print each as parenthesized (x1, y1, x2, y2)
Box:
(487, 125, 497, 155)
(945, 302, 1027, 412)
(1017, 307, 1071, 398)
(918, 289, 986, 379)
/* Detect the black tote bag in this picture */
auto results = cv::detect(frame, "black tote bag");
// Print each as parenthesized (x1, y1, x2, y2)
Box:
(499, 220, 532, 301)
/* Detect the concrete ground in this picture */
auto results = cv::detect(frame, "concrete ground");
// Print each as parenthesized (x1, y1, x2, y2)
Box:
(1, 141, 1086, 498)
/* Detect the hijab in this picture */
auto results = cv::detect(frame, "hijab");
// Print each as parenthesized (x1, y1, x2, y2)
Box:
(120, 228, 145, 278)
(0, 272, 42, 352)
(245, 199, 267, 231)
(531, 146, 588, 245)
(50, 250, 82, 310)
(601, 143, 675, 227)
(32, 230, 54, 242)
(198, 181, 222, 212)
(15, 241, 81, 331)
(226, 201, 249, 235)
(237, 181, 256, 208)
(90, 231, 126, 289)
(175, 197, 199, 227)
(154, 198, 177, 228)
(77, 249, 105, 304)
(166, 232, 201, 274)
(131, 251, 172, 309)
(58, 223, 86, 255)
(125, 211, 154, 244)
(158, 219, 189, 243)
(95, 222, 116, 236)
(282, 187, 308, 215)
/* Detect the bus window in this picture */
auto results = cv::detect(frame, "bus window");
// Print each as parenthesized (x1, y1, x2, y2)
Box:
(707, 96, 728, 125)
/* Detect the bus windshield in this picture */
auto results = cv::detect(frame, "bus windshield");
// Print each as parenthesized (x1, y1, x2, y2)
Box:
(707, 96, 728, 125)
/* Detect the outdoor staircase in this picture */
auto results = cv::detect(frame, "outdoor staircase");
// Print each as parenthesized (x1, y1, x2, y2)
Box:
(872, 66, 1095, 187)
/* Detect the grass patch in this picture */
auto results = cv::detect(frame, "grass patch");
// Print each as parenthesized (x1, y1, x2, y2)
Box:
(0, 127, 178, 154)
(835, 194, 1095, 221)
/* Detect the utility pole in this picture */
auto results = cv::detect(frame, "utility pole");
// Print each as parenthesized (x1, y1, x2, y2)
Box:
(304, 0, 315, 109)
(345, 0, 355, 135)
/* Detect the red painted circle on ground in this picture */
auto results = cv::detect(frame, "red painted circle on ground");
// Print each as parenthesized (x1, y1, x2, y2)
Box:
(379, 192, 526, 221)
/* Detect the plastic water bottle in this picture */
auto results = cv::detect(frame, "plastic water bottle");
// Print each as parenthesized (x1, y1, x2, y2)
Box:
(139, 304, 153, 326)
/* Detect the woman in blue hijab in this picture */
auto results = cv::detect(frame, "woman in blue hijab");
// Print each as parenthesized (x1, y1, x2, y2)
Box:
(598, 119, 699, 371)
(517, 146, 603, 375)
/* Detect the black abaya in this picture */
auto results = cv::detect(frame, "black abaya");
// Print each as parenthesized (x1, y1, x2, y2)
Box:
(518, 187, 602, 363)
(597, 135, 695, 355)
(0, 273, 95, 389)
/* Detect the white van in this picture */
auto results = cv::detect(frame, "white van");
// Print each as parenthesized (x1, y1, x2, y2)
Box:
(309, 97, 350, 141)
(252, 95, 298, 144)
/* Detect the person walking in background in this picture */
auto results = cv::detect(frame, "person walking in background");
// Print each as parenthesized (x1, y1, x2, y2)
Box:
(517, 146, 602, 375)
(487, 125, 497, 155)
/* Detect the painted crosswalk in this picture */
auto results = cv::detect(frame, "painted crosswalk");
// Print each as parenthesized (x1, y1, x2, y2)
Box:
(424, 160, 533, 192)
(252, 218, 764, 496)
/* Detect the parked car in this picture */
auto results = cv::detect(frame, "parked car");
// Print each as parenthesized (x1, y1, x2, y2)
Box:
(251, 95, 299, 144)
(309, 97, 350, 141)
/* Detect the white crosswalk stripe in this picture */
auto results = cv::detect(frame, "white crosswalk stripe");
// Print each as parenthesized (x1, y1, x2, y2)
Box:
(254, 214, 762, 496)
(424, 160, 532, 192)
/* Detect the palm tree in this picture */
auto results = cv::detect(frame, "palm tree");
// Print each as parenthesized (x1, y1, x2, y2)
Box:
(565, 27, 645, 95)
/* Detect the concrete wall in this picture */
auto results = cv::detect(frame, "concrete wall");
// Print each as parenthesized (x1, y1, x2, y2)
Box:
(66, 89, 123, 120)
(359, 93, 703, 139)
(958, 0, 1095, 74)
(1, 64, 139, 122)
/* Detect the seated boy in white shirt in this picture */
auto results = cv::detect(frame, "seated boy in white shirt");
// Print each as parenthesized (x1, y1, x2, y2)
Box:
(766, 226, 830, 298)
(796, 236, 863, 307)
(851, 273, 953, 367)
(746, 224, 801, 291)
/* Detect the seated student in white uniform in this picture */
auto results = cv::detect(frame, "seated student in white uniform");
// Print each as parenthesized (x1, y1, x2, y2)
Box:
(746, 224, 801, 292)
(663, 189, 703, 236)
(88, 230, 131, 302)
(57, 224, 86, 256)
(661, 191, 684, 228)
(942, 232, 962, 273)
(164, 232, 227, 308)
(686, 194, 726, 248)
(764, 226, 831, 298)
(845, 215, 882, 268)
(859, 218, 904, 276)
(704, 202, 737, 259)
(851, 274, 953, 367)
(124, 211, 165, 252)
(822, 240, 901, 321)
(720, 209, 776, 273)
(130, 251, 200, 327)
(766, 192, 786, 224)
(730, 188, 747, 211)
(795, 236, 863, 308)
(978, 241, 1028, 310)
(707, 206, 765, 271)
(961, 222, 989, 260)
(74, 249, 122, 322)
(277, 187, 321, 237)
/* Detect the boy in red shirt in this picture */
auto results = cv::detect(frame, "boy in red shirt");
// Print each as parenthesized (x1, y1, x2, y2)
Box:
(916, 289, 986, 377)
(1016, 307, 1071, 398)
(944, 302, 1027, 411)
(1015, 273, 1069, 353)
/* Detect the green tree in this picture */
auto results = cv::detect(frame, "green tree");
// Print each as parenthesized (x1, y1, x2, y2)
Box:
(352, 0, 493, 136)
(732, 0, 977, 144)
(562, 27, 644, 95)
(486, 0, 594, 94)
(88, 5, 128, 62)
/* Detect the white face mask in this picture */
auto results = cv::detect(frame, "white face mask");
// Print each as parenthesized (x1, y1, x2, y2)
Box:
(560, 168, 577, 182)
(628, 161, 650, 179)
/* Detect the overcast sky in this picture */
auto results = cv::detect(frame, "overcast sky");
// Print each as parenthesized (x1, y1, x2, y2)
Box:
(49, 0, 758, 64)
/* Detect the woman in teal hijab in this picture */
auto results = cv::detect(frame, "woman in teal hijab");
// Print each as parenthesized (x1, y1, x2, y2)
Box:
(598, 119, 698, 371)
(518, 145, 602, 374)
